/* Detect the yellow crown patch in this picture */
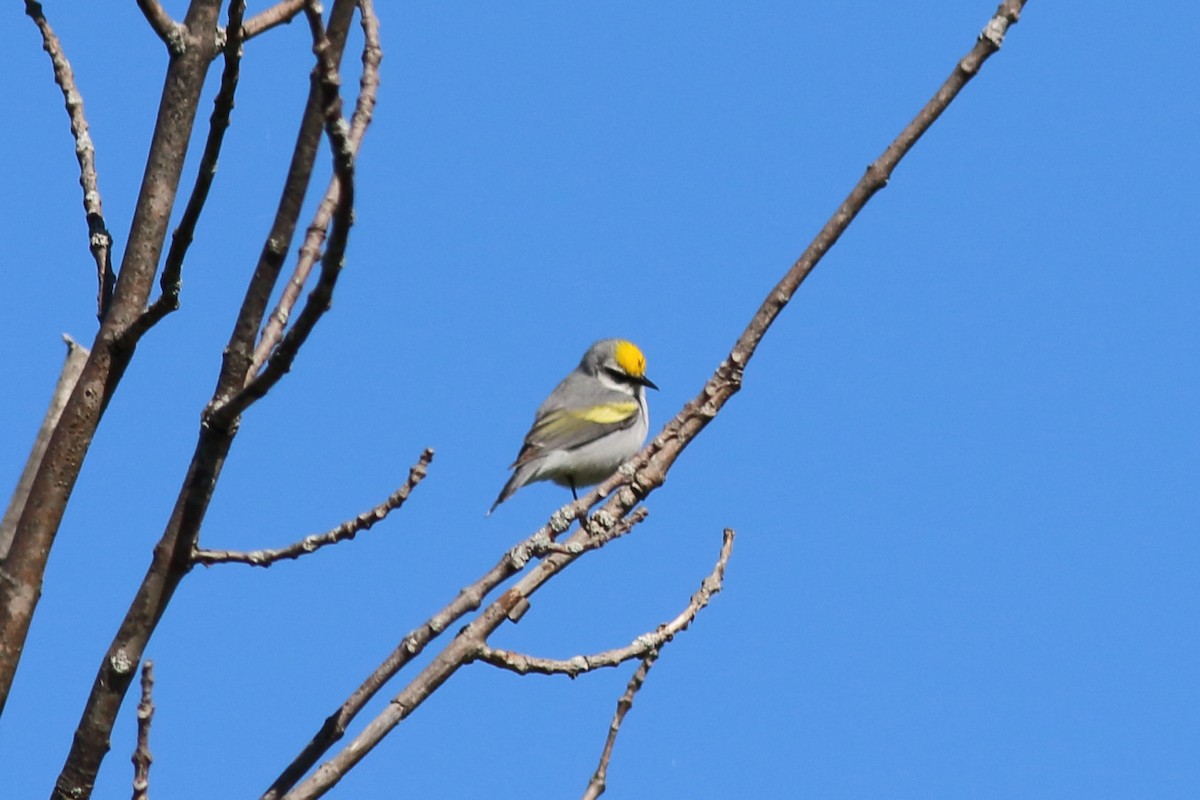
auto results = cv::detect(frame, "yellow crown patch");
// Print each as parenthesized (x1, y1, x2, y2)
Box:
(613, 340, 647, 378)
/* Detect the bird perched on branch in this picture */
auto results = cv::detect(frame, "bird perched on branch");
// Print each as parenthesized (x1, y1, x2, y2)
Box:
(489, 339, 657, 514)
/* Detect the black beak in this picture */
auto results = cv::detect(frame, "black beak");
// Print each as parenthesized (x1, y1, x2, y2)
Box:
(637, 375, 659, 391)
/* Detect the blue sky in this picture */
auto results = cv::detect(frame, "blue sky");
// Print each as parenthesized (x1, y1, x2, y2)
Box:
(3, 2, 1198, 798)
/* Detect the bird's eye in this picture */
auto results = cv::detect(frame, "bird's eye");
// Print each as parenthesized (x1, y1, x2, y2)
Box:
(605, 366, 630, 383)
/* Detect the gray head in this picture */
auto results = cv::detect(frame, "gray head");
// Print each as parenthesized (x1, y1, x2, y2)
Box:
(579, 339, 658, 391)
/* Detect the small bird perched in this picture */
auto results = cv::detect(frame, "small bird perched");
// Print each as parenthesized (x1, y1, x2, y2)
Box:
(488, 339, 658, 514)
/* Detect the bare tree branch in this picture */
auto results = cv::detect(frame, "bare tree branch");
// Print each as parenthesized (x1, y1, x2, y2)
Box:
(130, 661, 155, 800)
(274, 3, 1029, 796)
(280, 505, 661, 798)
(0, 337, 88, 560)
(136, 0, 185, 53)
(581, 652, 660, 800)
(595, 0, 1026, 528)
(49, 3, 367, 796)
(276, 508, 673, 799)
(243, 0, 306, 41)
(5, 1, 1031, 796)
(193, 448, 433, 567)
(208, 0, 358, 428)
(23, 0, 115, 321)
(4, 0, 225, 723)
(124, 0, 248, 345)
(250, 0, 381, 378)
(211, 0, 358, 413)
(476, 528, 734, 678)
(259, 504, 649, 800)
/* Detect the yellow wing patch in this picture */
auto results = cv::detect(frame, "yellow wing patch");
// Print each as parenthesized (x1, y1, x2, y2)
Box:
(568, 401, 638, 424)
(613, 340, 647, 378)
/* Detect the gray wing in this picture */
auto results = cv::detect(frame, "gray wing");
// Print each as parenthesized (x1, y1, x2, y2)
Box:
(511, 376, 640, 468)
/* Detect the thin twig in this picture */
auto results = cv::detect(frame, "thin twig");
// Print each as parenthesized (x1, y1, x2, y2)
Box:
(193, 449, 433, 567)
(125, 0, 248, 346)
(273, 4, 1029, 796)
(131, 661, 155, 800)
(476, 528, 734, 678)
(581, 652, 660, 800)
(23, 0, 115, 321)
(243, 0, 306, 40)
(249, 0, 381, 379)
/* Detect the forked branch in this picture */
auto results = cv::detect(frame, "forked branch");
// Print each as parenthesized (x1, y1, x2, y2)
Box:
(250, 0, 381, 378)
(581, 652, 660, 800)
(209, 0, 364, 418)
(260, 505, 650, 800)
(125, 0, 248, 346)
(476, 528, 734, 678)
(280, 502, 663, 798)
(206, 0, 357, 429)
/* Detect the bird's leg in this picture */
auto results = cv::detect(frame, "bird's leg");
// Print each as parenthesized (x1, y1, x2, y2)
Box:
(568, 478, 590, 526)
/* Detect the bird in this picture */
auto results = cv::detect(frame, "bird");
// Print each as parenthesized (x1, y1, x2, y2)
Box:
(488, 339, 657, 514)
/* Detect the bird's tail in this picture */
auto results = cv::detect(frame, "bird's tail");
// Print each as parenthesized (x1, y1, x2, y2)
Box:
(486, 463, 536, 515)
